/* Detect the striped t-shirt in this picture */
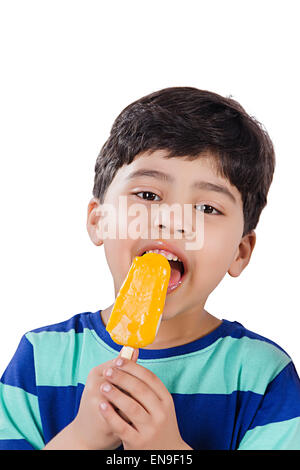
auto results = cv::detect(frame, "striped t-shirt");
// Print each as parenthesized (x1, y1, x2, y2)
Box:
(1, 310, 300, 450)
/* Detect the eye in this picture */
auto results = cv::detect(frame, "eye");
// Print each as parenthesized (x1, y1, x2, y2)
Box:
(195, 204, 222, 215)
(135, 191, 161, 201)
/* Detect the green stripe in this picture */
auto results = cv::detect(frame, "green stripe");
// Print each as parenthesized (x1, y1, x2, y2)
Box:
(139, 336, 291, 395)
(27, 329, 84, 386)
(238, 416, 300, 450)
(0, 383, 44, 449)
(27, 329, 291, 395)
(26, 329, 117, 386)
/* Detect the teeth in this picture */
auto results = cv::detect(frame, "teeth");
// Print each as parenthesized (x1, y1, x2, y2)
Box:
(144, 249, 181, 262)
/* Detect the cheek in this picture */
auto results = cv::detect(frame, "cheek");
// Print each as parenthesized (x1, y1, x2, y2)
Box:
(194, 225, 239, 278)
(103, 239, 133, 291)
(116, 199, 150, 241)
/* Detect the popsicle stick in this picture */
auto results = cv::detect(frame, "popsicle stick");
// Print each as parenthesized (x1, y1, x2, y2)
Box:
(120, 346, 134, 359)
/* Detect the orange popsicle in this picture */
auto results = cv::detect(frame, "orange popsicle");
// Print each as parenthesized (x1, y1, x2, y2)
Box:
(106, 252, 171, 359)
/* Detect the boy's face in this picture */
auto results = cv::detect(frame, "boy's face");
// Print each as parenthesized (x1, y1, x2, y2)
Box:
(87, 149, 255, 322)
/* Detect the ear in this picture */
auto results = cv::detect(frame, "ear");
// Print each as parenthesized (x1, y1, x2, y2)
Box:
(86, 197, 103, 246)
(227, 230, 256, 277)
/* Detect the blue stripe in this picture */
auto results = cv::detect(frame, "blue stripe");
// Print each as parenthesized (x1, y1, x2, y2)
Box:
(174, 390, 264, 450)
(35, 381, 300, 450)
(1, 335, 36, 395)
(248, 361, 300, 429)
(36, 382, 263, 450)
(0, 439, 35, 450)
(37, 384, 84, 444)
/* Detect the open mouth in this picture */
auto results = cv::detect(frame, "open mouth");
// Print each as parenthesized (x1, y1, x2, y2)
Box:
(141, 250, 186, 294)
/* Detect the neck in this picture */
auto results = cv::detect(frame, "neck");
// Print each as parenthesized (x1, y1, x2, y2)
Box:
(100, 304, 222, 350)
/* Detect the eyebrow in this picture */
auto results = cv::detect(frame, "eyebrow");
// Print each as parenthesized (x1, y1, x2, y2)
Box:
(125, 168, 237, 204)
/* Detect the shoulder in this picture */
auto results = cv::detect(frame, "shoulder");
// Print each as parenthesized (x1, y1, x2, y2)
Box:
(21, 310, 103, 387)
(27, 310, 94, 335)
(221, 320, 292, 393)
(24, 310, 99, 354)
(223, 319, 290, 357)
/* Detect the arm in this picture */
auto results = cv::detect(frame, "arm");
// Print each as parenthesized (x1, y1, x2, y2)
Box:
(0, 335, 44, 450)
(42, 360, 122, 450)
(42, 420, 90, 450)
(1, 335, 132, 450)
(43, 349, 140, 450)
(238, 361, 300, 450)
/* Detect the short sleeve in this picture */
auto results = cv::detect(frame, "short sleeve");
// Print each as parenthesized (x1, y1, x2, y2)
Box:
(238, 361, 300, 450)
(0, 335, 45, 450)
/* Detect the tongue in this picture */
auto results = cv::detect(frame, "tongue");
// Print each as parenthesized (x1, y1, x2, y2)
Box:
(168, 260, 182, 287)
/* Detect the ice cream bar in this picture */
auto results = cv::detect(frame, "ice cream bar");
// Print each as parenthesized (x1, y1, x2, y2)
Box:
(106, 252, 171, 359)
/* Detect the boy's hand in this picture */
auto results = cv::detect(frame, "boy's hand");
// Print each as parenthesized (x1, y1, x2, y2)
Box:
(98, 356, 189, 450)
(69, 349, 139, 450)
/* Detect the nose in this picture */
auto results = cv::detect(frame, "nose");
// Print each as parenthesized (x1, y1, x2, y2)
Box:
(151, 203, 204, 251)
(157, 223, 184, 234)
(152, 204, 187, 237)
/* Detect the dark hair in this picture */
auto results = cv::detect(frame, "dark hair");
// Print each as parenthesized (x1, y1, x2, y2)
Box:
(93, 86, 275, 237)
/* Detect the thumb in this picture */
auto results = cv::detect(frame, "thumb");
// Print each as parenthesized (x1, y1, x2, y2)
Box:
(131, 347, 139, 363)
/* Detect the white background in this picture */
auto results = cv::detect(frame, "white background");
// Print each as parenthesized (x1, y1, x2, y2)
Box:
(0, 0, 299, 375)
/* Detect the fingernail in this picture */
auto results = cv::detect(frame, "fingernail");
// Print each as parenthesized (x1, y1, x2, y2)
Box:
(105, 367, 113, 377)
(100, 402, 108, 411)
(115, 358, 123, 367)
(101, 383, 111, 392)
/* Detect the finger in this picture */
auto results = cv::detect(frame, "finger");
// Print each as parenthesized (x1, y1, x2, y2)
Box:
(114, 407, 132, 425)
(112, 358, 168, 402)
(100, 381, 149, 428)
(100, 382, 148, 431)
(99, 398, 137, 441)
(131, 348, 139, 362)
(90, 357, 119, 377)
(103, 365, 161, 413)
(85, 358, 117, 391)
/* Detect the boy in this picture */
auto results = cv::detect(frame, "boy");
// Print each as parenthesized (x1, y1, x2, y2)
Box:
(1, 87, 300, 450)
